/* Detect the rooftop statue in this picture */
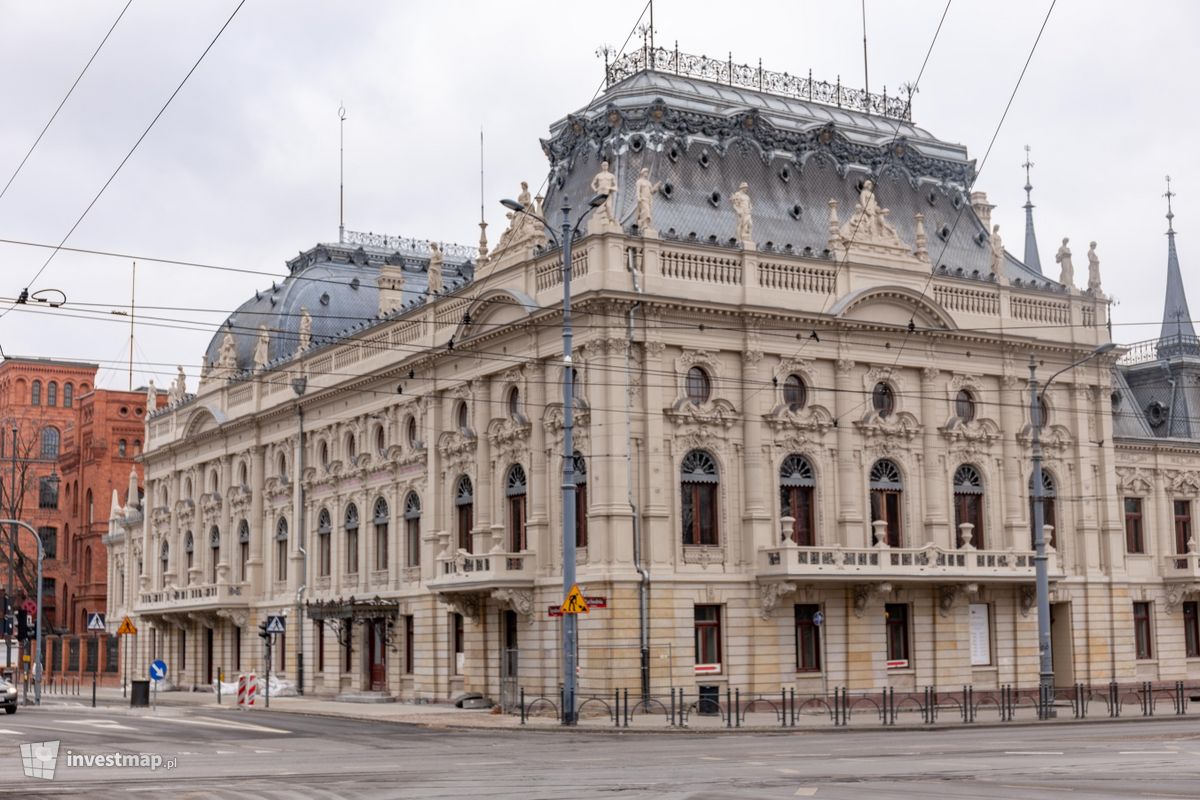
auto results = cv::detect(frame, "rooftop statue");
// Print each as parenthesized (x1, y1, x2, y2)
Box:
(298, 307, 312, 352)
(855, 180, 900, 241)
(145, 379, 156, 411)
(169, 366, 186, 404)
(635, 168, 661, 235)
(217, 329, 238, 371)
(1056, 237, 1074, 288)
(1087, 241, 1102, 293)
(990, 224, 1005, 274)
(253, 324, 270, 371)
(427, 242, 444, 295)
(590, 161, 618, 228)
(731, 182, 754, 246)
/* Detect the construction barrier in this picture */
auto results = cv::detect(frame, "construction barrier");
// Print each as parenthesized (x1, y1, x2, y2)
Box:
(243, 672, 257, 707)
(236, 674, 247, 707)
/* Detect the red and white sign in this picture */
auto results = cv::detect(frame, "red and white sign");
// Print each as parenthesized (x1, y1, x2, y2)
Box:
(547, 606, 563, 618)
(886, 659, 909, 669)
(585, 596, 607, 609)
(693, 663, 721, 675)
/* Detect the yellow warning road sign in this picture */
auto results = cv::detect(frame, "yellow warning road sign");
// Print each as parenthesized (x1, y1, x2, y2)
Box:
(116, 617, 138, 636)
(560, 584, 589, 615)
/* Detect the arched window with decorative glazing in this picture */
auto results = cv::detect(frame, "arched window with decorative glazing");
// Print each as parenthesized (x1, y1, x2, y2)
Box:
(344, 504, 359, 574)
(209, 526, 220, 584)
(274, 518, 289, 581)
(506, 465, 527, 552)
(953, 464, 985, 549)
(869, 460, 903, 547)
(237, 520, 250, 582)
(680, 450, 719, 546)
(455, 476, 474, 553)
(780, 454, 816, 546)
(317, 508, 332, 577)
(184, 531, 195, 574)
(373, 497, 389, 572)
(160, 541, 169, 589)
(404, 492, 421, 568)
(40, 427, 60, 459)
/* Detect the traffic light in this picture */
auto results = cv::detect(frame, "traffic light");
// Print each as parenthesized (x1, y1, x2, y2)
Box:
(16, 612, 30, 642)
(257, 620, 270, 641)
(0, 597, 9, 636)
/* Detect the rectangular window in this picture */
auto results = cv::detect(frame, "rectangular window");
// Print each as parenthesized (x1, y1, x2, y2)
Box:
(575, 483, 588, 548)
(1184, 602, 1200, 659)
(38, 527, 57, 559)
(969, 603, 992, 666)
(346, 530, 359, 574)
(794, 604, 821, 672)
(457, 505, 473, 554)
(239, 540, 249, 582)
(406, 518, 420, 567)
(275, 538, 287, 581)
(38, 477, 59, 510)
(1124, 498, 1145, 554)
(682, 484, 719, 546)
(885, 603, 910, 666)
(318, 533, 331, 577)
(343, 626, 353, 673)
(1133, 601, 1153, 660)
(955, 493, 984, 549)
(508, 495, 526, 551)
(179, 629, 187, 674)
(870, 490, 902, 547)
(782, 486, 815, 546)
(316, 622, 325, 672)
(1175, 500, 1192, 555)
(405, 615, 414, 674)
(375, 523, 388, 571)
(453, 613, 464, 675)
(693, 605, 722, 672)
(233, 626, 241, 671)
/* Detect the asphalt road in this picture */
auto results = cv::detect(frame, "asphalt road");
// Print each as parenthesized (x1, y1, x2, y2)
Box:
(0, 702, 1198, 799)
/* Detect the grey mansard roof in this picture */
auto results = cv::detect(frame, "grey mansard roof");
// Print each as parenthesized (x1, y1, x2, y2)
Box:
(203, 238, 475, 375)
(538, 69, 1060, 291)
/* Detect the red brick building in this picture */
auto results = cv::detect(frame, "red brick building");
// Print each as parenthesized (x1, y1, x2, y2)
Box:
(59, 386, 163, 633)
(0, 356, 98, 633)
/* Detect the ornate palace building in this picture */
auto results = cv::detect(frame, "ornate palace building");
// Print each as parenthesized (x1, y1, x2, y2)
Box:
(106, 44, 1200, 702)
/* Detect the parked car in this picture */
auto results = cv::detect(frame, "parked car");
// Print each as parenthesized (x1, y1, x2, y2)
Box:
(0, 678, 17, 714)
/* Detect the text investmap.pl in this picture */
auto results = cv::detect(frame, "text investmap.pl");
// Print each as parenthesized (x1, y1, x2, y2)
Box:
(66, 751, 177, 770)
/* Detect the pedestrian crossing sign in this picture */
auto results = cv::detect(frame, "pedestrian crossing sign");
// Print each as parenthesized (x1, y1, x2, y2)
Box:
(560, 584, 589, 615)
(265, 615, 286, 634)
(86, 612, 106, 632)
(117, 617, 138, 636)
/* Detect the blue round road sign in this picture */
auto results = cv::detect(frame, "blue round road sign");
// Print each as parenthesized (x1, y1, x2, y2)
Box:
(149, 659, 167, 681)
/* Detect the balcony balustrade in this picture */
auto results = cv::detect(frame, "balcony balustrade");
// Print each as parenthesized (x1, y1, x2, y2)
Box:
(429, 550, 535, 593)
(136, 581, 248, 613)
(758, 541, 1059, 583)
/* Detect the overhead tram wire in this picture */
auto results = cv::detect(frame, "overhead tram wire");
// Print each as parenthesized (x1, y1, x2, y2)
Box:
(0, 0, 248, 321)
(0, 0, 135, 205)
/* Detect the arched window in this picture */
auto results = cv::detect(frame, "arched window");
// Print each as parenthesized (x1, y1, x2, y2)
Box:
(237, 520, 250, 582)
(871, 382, 895, 418)
(404, 492, 422, 568)
(506, 465, 527, 552)
(344, 504, 359, 574)
(680, 450, 719, 546)
(63, 383, 73, 408)
(319, 440, 330, 469)
(345, 432, 357, 462)
(118, 439, 127, 458)
(780, 454, 816, 546)
(1034, 396, 1050, 429)
(275, 518, 289, 581)
(47, 381, 57, 406)
(456, 402, 470, 433)
(160, 541, 169, 589)
(685, 367, 711, 405)
(209, 526, 220, 584)
(40, 427, 60, 459)
(406, 416, 419, 448)
(955, 389, 976, 423)
(83, 546, 91, 579)
(508, 386, 521, 418)
(86, 489, 93, 523)
(784, 374, 807, 412)
(572, 452, 588, 549)
(317, 509, 332, 577)
(184, 531, 195, 573)
(237, 461, 248, 487)
(31, 380, 41, 406)
(375, 425, 386, 456)
(209, 469, 219, 493)
(278, 453, 288, 480)
(373, 497, 389, 571)
(454, 476, 474, 553)
(1029, 471, 1058, 549)
(953, 464, 985, 549)
(869, 460, 903, 547)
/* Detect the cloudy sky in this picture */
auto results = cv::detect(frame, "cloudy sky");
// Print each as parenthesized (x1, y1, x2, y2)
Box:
(0, 0, 1196, 390)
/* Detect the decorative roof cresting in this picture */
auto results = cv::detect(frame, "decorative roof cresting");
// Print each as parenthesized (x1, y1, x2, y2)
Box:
(602, 42, 914, 122)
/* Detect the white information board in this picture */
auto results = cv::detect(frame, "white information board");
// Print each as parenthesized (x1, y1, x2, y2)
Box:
(969, 603, 991, 666)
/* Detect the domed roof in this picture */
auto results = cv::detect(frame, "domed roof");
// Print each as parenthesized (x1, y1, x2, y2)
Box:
(204, 236, 476, 375)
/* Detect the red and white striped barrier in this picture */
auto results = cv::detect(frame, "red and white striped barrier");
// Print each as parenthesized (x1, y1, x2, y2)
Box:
(236, 674, 247, 707)
(244, 673, 257, 707)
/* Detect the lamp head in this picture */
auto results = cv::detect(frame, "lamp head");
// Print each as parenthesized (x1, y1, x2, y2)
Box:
(588, 193, 608, 208)
(291, 376, 308, 396)
(500, 198, 524, 213)
(1092, 342, 1117, 355)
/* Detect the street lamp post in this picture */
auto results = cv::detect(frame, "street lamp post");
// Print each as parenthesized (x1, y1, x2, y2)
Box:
(499, 192, 607, 725)
(292, 376, 308, 697)
(1029, 342, 1115, 718)
(0, 519, 45, 704)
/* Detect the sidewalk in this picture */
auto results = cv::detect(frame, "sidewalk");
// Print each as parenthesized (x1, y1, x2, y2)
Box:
(34, 685, 1194, 734)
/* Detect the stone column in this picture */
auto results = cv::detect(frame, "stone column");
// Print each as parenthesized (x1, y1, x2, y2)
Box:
(641, 337, 670, 566)
(919, 367, 949, 547)
(473, 380, 493, 555)
(219, 456, 233, 582)
(248, 446, 265, 594)
(999, 374, 1025, 551)
(741, 345, 769, 561)
(834, 359, 863, 547)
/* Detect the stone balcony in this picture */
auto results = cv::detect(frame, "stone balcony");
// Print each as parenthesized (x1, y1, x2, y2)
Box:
(757, 541, 1060, 584)
(428, 550, 535, 594)
(1162, 552, 1200, 582)
(136, 581, 250, 613)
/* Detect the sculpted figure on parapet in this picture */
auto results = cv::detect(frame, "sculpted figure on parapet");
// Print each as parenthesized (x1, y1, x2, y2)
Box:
(169, 366, 186, 404)
(1087, 241, 1102, 293)
(590, 161, 618, 227)
(217, 329, 238, 371)
(635, 168, 661, 233)
(1056, 237, 1074, 288)
(853, 179, 900, 241)
(253, 325, 270, 371)
(427, 242, 444, 295)
(731, 182, 753, 244)
(298, 307, 312, 352)
(990, 224, 1005, 274)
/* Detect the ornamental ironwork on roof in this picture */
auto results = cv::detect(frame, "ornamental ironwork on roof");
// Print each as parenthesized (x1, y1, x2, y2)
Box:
(603, 43, 914, 122)
(342, 229, 478, 261)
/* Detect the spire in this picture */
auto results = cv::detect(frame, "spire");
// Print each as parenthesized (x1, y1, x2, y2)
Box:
(1022, 145, 1043, 274)
(1159, 175, 1198, 356)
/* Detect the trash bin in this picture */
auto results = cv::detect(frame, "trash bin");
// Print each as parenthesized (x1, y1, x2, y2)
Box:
(697, 685, 721, 716)
(130, 680, 150, 708)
